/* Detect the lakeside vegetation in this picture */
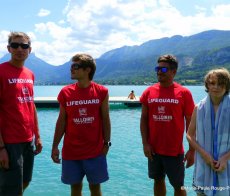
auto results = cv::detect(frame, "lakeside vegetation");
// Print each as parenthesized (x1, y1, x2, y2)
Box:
(1, 30, 230, 86)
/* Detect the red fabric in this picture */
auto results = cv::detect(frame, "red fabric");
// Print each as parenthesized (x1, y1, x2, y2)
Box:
(0, 62, 35, 143)
(140, 82, 195, 156)
(58, 82, 108, 160)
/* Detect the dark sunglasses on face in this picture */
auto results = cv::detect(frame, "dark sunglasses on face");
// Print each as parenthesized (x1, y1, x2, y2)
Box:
(9, 42, 30, 49)
(71, 63, 84, 70)
(155, 66, 169, 73)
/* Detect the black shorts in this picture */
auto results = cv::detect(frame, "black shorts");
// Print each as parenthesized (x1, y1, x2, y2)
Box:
(148, 153, 185, 189)
(0, 142, 34, 195)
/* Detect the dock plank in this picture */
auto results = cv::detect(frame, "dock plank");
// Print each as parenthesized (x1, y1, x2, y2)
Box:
(34, 97, 141, 108)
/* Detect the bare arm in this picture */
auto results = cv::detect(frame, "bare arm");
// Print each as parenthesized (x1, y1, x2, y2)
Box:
(101, 94, 111, 155)
(186, 106, 216, 170)
(140, 104, 153, 160)
(0, 131, 9, 169)
(33, 104, 43, 155)
(51, 104, 66, 163)
(184, 113, 195, 168)
(0, 119, 4, 147)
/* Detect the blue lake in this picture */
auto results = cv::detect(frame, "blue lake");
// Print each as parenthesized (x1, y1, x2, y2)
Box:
(25, 85, 206, 196)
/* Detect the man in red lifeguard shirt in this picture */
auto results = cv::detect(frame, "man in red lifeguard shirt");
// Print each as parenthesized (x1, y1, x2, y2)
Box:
(51, 53, 111, 196)
(140, 54, 195, 196)
(0, 32, 42, 195)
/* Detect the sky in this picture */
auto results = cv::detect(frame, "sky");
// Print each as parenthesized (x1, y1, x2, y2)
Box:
(0, 0, 229, 65)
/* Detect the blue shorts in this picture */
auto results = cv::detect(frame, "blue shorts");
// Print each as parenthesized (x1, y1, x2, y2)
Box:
(62, 155, 109, 185)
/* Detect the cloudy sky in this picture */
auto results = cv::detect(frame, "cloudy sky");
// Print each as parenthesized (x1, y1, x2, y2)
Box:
(0, 0, 229, 65)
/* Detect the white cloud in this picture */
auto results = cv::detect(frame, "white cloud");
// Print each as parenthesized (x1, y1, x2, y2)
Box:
(195, 5, 207, 13)
(35, 22, 72, 39)
(38, 9, 51, 17)
(212, 4, 230, 17)
(1, 0, 229, 65)
(58, 20, 66, 24)
(0, 31, 10, 58)
(36, 0, 230, 64)
(32, 41, 74, 66)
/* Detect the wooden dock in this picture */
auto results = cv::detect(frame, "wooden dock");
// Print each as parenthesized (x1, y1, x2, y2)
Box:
(34, 97, 141, 108)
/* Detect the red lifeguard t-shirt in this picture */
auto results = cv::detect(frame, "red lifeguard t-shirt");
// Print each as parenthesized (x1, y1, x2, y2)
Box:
(0, 62, 35, 143)
(140, 82, 195, 156)
(58, 82, 108, 160)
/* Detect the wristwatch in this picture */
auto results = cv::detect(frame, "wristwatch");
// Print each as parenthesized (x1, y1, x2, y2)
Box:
(104, 141, 112, 147)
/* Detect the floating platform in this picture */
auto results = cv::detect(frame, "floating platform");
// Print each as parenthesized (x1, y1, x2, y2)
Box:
(34, 97, 141, 108)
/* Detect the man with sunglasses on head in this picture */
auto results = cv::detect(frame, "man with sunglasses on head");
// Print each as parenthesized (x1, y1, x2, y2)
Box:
(0, 31, 43, 195)
(140, 54, 195, 196)
(51, 53, 111, 196)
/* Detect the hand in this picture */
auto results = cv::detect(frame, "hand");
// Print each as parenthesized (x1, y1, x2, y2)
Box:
(213, 156, 228, 173)
(184, 149, 195, 168)
(143, 143, 154, 161)
(34, 137, 43, 155)
(51, 147, 61, 163)
(201, 151, 216, 170)
(0, 149, 9, 169)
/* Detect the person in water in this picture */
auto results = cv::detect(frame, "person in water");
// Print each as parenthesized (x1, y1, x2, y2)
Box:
(128, 90, 136, 99)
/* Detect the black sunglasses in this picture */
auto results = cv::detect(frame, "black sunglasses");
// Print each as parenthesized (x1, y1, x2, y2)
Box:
(9, 42, 30, 49)
(155, 66, 169, 73)
(71, 63, 84, 70)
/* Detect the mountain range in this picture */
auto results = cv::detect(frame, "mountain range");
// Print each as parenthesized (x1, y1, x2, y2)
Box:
(1, 29, 230, 85)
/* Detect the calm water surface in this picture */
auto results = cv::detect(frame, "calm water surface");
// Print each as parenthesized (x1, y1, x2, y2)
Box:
(34, 85, 206, 103)
(25, 85, 206, 196)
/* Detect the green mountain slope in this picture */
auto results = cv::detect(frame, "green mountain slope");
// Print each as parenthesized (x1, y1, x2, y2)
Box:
(1, 30, 230, 85)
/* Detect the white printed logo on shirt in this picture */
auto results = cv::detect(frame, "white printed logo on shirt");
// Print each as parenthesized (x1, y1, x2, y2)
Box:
(72, 107, 95, 124)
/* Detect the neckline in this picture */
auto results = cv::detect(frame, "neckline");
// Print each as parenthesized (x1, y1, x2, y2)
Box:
(76, 81, 92, 90)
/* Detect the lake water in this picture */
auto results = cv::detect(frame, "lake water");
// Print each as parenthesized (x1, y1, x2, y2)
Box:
(25, 85, 206, 196)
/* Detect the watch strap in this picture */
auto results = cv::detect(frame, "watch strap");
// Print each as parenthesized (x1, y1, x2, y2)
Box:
(104, 141, 111, 147)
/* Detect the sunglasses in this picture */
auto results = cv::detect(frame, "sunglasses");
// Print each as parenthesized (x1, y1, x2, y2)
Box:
(155, 66, 169, 73)
(9, 42, 30, 49)
(71, 63, 84, 70)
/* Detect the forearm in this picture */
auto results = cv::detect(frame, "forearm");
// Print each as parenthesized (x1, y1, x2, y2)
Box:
(140, 116, 149, 145)
(140, 104, 150, 146)
(102, 117, 111, 142)
(186, 134, 208, 158)
(33, 105, 41, 139)
(51, 115, 65, 163)
(52, 128, 64, 149)
(101, 94, 111, 142)
(52, 104, 67, 150)
(0, 118, 3, 146)
(221, 150, 230, 161)
(52, 119, 65, 149)
(0, 132, 5, 147)
(185, 116, 194, 151)
(102, 104, 111, 142)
